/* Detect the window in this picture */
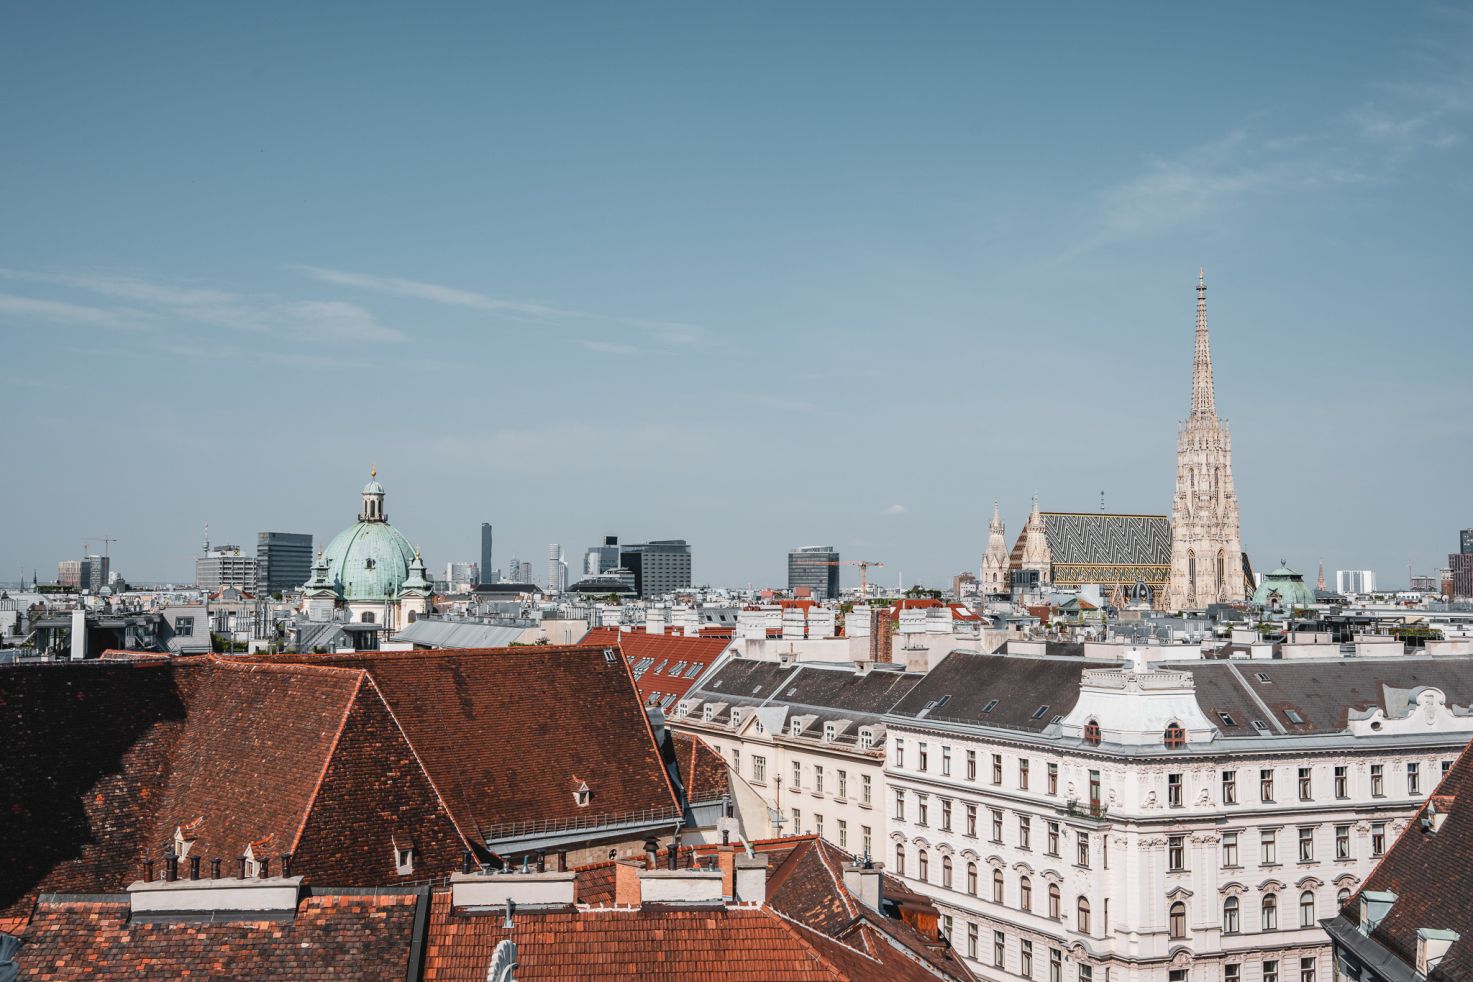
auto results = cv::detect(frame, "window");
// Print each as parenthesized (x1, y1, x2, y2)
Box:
(1048, 762, 1059, 796)
(895, 843, 905, 874)
(1047, 821, 1060, 856)
(1164, 723, 1186, 748)
(1371, 821, 1386, 856)
(982, 699, 999, 713)
(967, 922, 979, 960)
(1299, 891, 1316, 928)
(917, 794, 928, 827)
(1286, 709, 1305, 725)
(1169, 901, 1187, 939)
(815, 765, 824, 794)
(1223, 896, 1240, 934)
(1264, 962, 1279, 982)
(1077, 831, 1090, 868)
(837, 770, 848, 800)
(862, 773, 872, 806)
(894, 789, 905, 822)
(993, 869, 1005, 903)
(940, 798, 952, 832)
(173, 616, 195, 634)
(1021, 940, 1034, 979)
(941, 746, 951, 776)
(1298, 766, 1313, 801)
(791, 807, 801, 831)
(792, 761, 802, 789)
(1261, 829, 1277, 865)
(859, 728, 875, 750)
(1223, 770, 1237, 805)
(966, 749, 977, 780)
(966, 803, 977, 837)
(838, 819, 848, 849)
(991, 808, 1004, 843)
(823, 721, 837, 742)
(1077, 896, 1091, 934)
(918, 743, 929, 771)
(1337, 887, 1350, 907)
(942, 854, 953, 889)
(396, 847, 414, 875)
(1407, 761, 1421, 795)
(1335, 824, 1350, 860)
(1222, 832, 1239, 867)
(862, 825, 872, 857)
(1080, 967, 1093, 982)
(1050, 948, 1063, 982)
(1262, 893, 1278, 931)
(1019, 758, 1031, 789)
(753, 756, 766, 782)
(917, 847, 928, 879)
(942, 914, 953, 942)
(1261, 769, 1275, 802)
(1012, 816, 1028, 851)
(967, 861, 978, 895)
(1298, 826, 1314, 863)
(1226, 965, 1241, 982)
(992, 754, 1003, 784)
(994, 931, 1006, 969)
(1300, 958, 1316, 982)
(1445, 760, 1454, 776)
(1084, 719, 1101, 745)
(1020, 875, 1032, 911)
(894, 737, 905, 767)
(1049, 883, 1061, 919)
(1168, 773, 1183, 808)
(1334, 766, 1348, 799)
(1371, 764, 1384, 797)
(1168, 835, 1186, 871)
(815, 814, 824, 838)
(731, 748, 740, 770)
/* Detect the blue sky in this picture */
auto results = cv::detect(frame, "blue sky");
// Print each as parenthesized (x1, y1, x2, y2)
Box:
(2, 2, 1470, 589)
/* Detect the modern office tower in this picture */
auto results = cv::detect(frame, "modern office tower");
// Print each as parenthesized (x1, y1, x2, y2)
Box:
(480, 523, 493, 585)
(584, 536, 620, 576)
(195, 546, 259, 593)
(1461, 528, 1473, 555)
(518, 560, 534, 584)
(1335, 569, 1377, 595)
(84, 555, 109, 592)
(256, 532, 313, 593)
(1450, 554, 1473, 600)
(445, 562, 479, 593)
(788, 546, 840, 599)
(57, 559, 86, 589)
(547, 544, 567, 594)
(619, 540, 692, 598)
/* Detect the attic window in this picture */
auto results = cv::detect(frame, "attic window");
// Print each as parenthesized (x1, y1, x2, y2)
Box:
(395, 846, 415, 875)
(574, 782, 592, 808)
(1164, 723, 1187, 749)
(1256, 672, 1271, 683)
(981, 699, 999, 713)
(859, 728, 875, 750)
(602, 648, 616, 662)
(1251, 720, 1269, 733)
(653, 659, 669, 674)
(1084, 720, 1102, 745)
(1285, 710, 1306, 725)
(670, 661, 686, 676)
(703, 705, 717, 721)
(790, 719, 804, 737)
(1218, 712, 1237, 727)
(1031, 705, 1050, 720)
(935, 695, 951, 709)
(823, 722, 838, 742)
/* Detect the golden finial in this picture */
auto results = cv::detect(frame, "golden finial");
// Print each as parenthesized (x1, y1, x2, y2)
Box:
(370, 466, 377, 478)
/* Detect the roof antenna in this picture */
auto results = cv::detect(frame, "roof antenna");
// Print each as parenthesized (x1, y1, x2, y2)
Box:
(1100, 490, 1105, 513)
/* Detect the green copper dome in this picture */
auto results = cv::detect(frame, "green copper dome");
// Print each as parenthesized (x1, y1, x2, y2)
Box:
(316, 474, 418, 602)
(1252, 562, 1316, 611)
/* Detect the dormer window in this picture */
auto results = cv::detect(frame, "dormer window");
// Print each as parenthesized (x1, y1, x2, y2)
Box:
(823, 722, 837, 742)
(395, 844, 415, 875)
(730, 709, 745, 728)
(1417, 928, 1460, 975)
(1164, 723, 1187, 749)
(790, 719, 804, 737)
(365, 558, 375, 570)
(1084, 720, 1102, 745)
(573, 781, 592, 808)
(859, 728, 875, 750)
(703, 705, 717, 721)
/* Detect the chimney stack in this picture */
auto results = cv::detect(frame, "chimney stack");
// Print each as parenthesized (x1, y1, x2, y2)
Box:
(643, 838, 659, 870)
(733, 854, 768, 905)
(843, 860, 885, 913)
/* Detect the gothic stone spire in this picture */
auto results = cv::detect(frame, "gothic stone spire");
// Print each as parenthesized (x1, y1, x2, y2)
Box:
(1191, 268, 1217, 421)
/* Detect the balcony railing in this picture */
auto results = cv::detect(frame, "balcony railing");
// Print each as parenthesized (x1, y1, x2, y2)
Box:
(483, 804, 682, 842)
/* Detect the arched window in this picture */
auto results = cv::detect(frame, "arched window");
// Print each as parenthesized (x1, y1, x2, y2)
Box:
(1048, 883, 1061, 919)
(895, 844, 905, 875)
(1169, 901, 1187, 939)
(1019, 876, 1032, 912)
(1223, 896, 1240, 934)
(361, 611, 375, 624)
(1336, 887, 1351, 907)
(1077, 896, 1091, 934)
(942, 855, 953, 889)
(1299, 891, 1316, 928)
(1216, 549, 1226, 593)
(918, 849, 929, 881)
(1084, 720, 1101, 745)
(1164, 723, 1186, 749)
(1262, 893, 1278, 931)
(993, 869, 1005, 903)
(406, 609, 418, 623)
(1188, 550, 1197, 592)
(967, 862, 978, 895)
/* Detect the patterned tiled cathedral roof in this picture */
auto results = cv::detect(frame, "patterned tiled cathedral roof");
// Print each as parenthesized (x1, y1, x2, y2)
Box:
(1009, 511, 1171, 569)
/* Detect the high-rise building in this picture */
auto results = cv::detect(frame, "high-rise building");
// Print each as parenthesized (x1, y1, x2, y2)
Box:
(57, 559, 85, 589)
(547, 544, 567, 594)
(84, 555, 109, 592)
(788, 546, 840, 599)
(445, 562, 479, 592)
(480, 524, 493, 586)
(1450, 553, 1473, 600)
(584, 536, 620, 576)
(517, 560, 534, 584)
(1167, 270, 1245, 608)
(256, 531, 312, 594)
(1461, 528, 1473, 555)
(1335, 569, 1377, 595)
(195, 546, 258, 593)
(620, 540, 692, 598)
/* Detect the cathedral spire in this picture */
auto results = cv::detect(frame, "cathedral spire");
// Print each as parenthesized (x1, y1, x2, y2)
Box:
(1191, 268, 1217, 421)
(989, 498, 1003, 534)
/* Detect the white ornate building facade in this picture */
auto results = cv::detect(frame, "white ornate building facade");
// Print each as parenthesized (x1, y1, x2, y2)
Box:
(881, 649, 1473, 982)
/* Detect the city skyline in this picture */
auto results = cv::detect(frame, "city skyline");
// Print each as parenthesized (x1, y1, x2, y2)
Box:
(3, 3, 1471, 587)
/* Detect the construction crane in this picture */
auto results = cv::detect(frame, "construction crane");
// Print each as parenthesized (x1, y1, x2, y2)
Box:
(83, 536, 117, 558)
(811, 560, 886, 597)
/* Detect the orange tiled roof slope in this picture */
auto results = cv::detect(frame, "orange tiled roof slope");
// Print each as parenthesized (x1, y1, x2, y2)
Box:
(672, 731, 730, 804)
(582, 626, 730, 707)
(0, 656, 468, 918)
(251, 645, 681, 838)
(11, 891, 420, 980)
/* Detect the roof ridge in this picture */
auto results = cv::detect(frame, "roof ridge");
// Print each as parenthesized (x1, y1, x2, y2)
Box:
(766, 905, 878, 979)
(206, 655, 367, 681)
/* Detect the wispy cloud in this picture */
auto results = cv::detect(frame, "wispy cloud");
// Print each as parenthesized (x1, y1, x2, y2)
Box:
(883, 503, 907, 515)
(293, 265, 704, 345)
(0, 291, 145, 330)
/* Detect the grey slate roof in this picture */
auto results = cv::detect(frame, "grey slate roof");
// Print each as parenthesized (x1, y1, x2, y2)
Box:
(392, 619, 526, 649)
(890, 652, 1088, 732)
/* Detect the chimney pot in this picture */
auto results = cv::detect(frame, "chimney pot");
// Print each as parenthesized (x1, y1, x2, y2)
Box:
(189, 856, 201, 881)
(143, 859, 154, 882)
(238, 856, 248, 879)
(164, 848, 178, 882)
(281, 854, 292, 878)
(667, 840, 679, 870)
(210, 858, 222, 880)
(463, 851, 475, 875)
(536, 851, 547, 873)
(259, 857, 270, 878)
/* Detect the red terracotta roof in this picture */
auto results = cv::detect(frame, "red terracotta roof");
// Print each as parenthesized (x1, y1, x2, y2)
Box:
(582, 627, 730, 706)
(252, 645, 681, 841)
(11, 892, 421, 980)
(672, 732, 730, 804)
